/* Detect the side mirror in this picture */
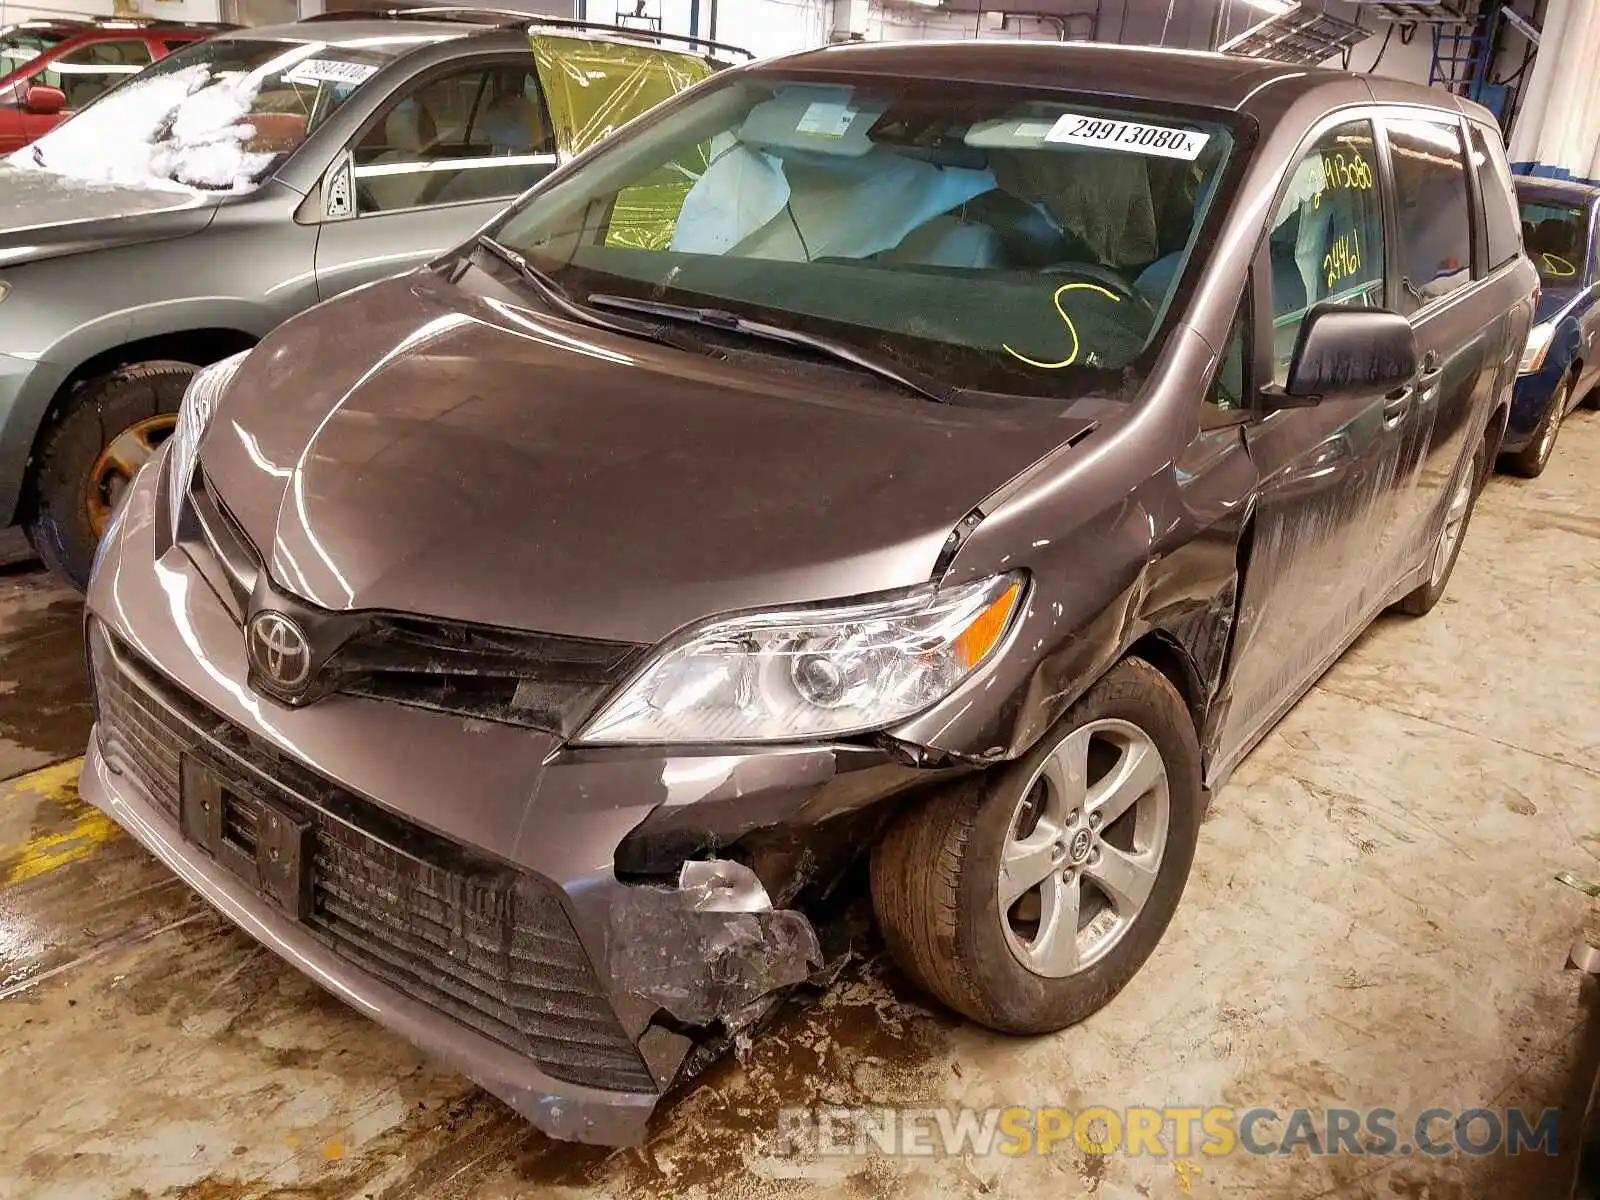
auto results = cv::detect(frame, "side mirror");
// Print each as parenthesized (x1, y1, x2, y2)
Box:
(24, 85, 66, 116)
(1271, 303, 1418, 407)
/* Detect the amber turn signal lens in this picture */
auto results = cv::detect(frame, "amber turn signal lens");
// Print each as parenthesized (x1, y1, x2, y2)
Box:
(953, 580, 1022, 670)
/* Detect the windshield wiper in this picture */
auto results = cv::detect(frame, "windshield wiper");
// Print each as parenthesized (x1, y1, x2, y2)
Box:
(585, 294, 956, 405)
(475, 236, 681, 346)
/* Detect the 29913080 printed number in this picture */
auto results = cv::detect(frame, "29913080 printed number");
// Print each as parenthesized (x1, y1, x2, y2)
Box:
(1044, 113, 1211, 161)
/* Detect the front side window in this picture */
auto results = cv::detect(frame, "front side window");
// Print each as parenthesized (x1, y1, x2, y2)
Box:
(40, 38, 152, 110)
(352, 63, 556, 215)
(1386, 116, 1473, 311)
(8, 37, 417, 191)
(1266, 120, 1385, 382)
(490, 74, 1237, 400)
(1519, 197, 1588, 284)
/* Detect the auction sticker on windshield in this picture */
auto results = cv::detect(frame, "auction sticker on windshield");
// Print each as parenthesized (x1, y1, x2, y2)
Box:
(1045, 113, 1210, 161)
(284, 58, 378, 86)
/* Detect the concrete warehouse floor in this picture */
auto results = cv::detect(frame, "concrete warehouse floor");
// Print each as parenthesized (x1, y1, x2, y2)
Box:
(2, 418, 1599, 1200)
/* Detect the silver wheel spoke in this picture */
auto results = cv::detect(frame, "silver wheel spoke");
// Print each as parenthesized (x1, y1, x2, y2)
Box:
(1039, 726, 1090, 822)
(1085, 843, 1158, 917)
(1432, 470, 1474, 584)
(999, 826, 1060, 909)
(1026, 872, 1081, 976)
(1087, 736, 1163, 827)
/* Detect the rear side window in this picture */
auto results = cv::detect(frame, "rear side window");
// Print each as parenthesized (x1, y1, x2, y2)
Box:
(1386, 116, 1473, 310)
(1468, 122, 1522, 270)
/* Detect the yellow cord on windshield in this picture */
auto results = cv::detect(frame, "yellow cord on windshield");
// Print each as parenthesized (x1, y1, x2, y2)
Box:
(1003, 282, 1122, 369)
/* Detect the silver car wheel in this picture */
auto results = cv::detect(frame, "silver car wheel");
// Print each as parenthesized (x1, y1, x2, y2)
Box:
(998, 718, 1170, 979)
(1533, 401, 1562, 469)
(1429, 465, 1476, 589)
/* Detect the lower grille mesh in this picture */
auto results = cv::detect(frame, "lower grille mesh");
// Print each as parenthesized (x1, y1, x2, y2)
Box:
(89, 621, 653, 1094)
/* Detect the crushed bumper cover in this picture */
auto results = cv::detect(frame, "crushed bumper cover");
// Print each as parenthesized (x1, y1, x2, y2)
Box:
(81, 740, 659, 1146)
(80, 463, 907, 1145)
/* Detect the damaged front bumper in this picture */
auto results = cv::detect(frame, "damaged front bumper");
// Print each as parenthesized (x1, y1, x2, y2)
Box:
(81, 465, 926, 1145)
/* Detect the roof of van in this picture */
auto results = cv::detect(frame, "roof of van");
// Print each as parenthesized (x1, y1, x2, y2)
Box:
(771, 40, 1493, 121)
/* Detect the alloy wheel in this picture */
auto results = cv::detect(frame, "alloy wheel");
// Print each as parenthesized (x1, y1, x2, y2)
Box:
(998, 718, 1170, 979)
(86, 414, 177, 536)
(1429, 463, 1477, 589)
(1533, 395, 1563, 471)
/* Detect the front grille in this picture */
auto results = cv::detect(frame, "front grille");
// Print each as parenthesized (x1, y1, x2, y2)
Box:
(178, 476, 643, 735)
(89, 622, 654, 1094)
(327, 615, 643, 736)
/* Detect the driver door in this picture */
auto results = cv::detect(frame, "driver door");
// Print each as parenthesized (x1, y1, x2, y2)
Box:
(312, 58, 559, 302)
(1211, 117, 1413, 776)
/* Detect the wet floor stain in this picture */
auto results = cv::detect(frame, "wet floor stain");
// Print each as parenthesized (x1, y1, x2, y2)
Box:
(0, 567, 93, 779)
(0, 759, 118, 886)
(0, 757, 203, 1000)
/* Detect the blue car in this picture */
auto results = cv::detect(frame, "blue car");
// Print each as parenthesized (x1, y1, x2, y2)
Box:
(1505, 177, 1600, 476)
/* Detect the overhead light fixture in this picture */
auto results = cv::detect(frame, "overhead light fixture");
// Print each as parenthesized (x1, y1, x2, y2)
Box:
(1240, 0, 1295, 13)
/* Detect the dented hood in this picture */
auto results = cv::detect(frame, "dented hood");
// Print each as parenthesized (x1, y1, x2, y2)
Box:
(200, 271, 1094, 643)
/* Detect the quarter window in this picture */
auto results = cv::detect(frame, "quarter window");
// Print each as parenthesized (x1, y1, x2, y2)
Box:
(1386, 116, 1473, 310)
(40, 39, 152, 110)
(352, 64, 557, 216)
(1208, 302, 1248, 410)
(1266, 120, 1385, 383)
(1468, 122, 1522, 271)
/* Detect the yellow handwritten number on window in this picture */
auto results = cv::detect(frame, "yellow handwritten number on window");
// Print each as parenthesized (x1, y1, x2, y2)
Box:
(1003, 282, 1123, 369)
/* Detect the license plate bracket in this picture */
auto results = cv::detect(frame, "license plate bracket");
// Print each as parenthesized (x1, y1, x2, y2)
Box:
(180, 757, 313, 921)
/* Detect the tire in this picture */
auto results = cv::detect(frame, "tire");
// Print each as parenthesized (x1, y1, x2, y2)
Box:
(24, 361, 196, 590)
(870, 657, 1202, 1035)
(1395, 437, 1486, 617)
(1503, 378, 1567, 479)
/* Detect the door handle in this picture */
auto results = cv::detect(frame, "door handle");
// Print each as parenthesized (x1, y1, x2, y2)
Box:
(1415, 349, 1443, 386)
(1383, 385, 1414, 422)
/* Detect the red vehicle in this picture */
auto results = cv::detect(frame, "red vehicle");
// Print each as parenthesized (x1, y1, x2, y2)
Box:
(0, 18, 230, 152)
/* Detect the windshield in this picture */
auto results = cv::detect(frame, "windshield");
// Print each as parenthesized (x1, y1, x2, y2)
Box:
(489, 73, 1236, 399)
(1520, 198, 1589, 283)
(7, 37, 416, 192)
(0, 24, 72, 76)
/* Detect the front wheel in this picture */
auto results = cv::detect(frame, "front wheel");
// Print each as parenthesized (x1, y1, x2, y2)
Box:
(870, 658, 1203, 1035)
(24, 361, 196, 590)
(1395, 438, 1485, 617)
(1503, 378, 1567, 478)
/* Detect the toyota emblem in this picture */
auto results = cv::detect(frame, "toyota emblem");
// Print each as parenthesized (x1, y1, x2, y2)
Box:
(247, 611, 313, 691)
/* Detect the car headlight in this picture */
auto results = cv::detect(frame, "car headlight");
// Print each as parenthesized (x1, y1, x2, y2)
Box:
(166, 350, 249, 531)
(576, 572, 1027, 745)
(1519, 321, 1555, 374)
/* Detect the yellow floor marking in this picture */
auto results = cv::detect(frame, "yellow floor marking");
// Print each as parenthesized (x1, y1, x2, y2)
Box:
(0, 758, 119, 888)
(1174, 1159, 1202, 1195)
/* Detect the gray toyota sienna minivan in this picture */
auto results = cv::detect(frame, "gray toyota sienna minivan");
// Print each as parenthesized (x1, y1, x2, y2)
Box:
(82, 40, 1536, 1145)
